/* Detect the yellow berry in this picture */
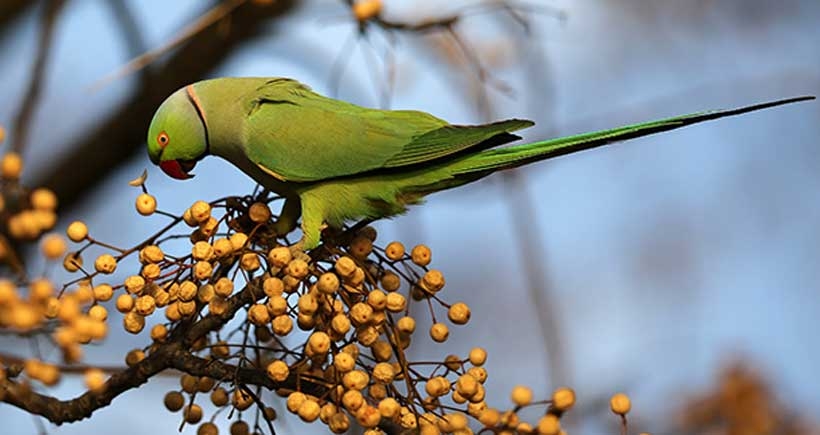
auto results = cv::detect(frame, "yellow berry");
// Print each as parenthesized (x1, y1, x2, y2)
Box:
(334, 256, 357, 278)
(182, 208, 198, 227)
(298, 399, 321, 422)
(94, 254, 118, 274)
(62, 252, 82, 272)
(297, 293, 318, 315)
(430, 322, 449, 342)
(380, 271, 401, 291)
(197, 376, 215, 393)
(266, 360, 289, 382)
(192, 241, 214, 261)
(123, 311, 145, 333)
(150, 323, 168, 341)
(384, 241, 405, 261)
(385, 292, 406, 312)
(248, 202, 271, 223)
(352, 0, 382, 21)
(400, 412, 418, 429)
(39, 234, 67, 260)
(28, 278, 53, 302)
(469, 347, 487, 366)
(286, 258, 309, 279)
(392, 318, 413, 337)
(11, 304, 41, 330)
(333, 352, 356, 373)
(307, 331, 331, 355)
(198, 284, 215, 304)
(212, 238, 233, 257)
(440, 413, 468, 432)
(178, 300, 197, 317)
(138, 245, 164, 263)
(135, 193, 157, 216)
(164, 391, 184, 411)
(125, 349, 145, 366)
(447, 302, 470, 325)
(537, 414, 561, 435)
(247, 304, 270, 325)
(66, 221, 88, 242)
(229, 232, 248, 250)
(328, 313, 350, 335)
(343, 370, 370, 391)
(425, 376, 451, 397)
(411, 244, 432, 266)
(124, 275, 146, 294)
(210, 387, 229, 407)
(214, 277, 234, 297)
(421, 270, 445, 293)
(552, 387, 576, 411)
(271, 314, 293, 335)
(189, 200, 211, 223)
(131, 291, 154, 313)
(356, 405, 381, 428)
(286, 391, 307, 413)
(231, 421, 251, 435)
(263, 247, 289, 269)
(456, 374, 479, 398)
(610, 392, 631, 415)
(467, 401, 487, 418)
(372, 362, 395, 384)
(197, 422, 218, 435)
(317, 272, 340, 294)
(511, 385, 533, 406)
(329, 410, 351, 433)
(378, 397, 400, 418)
(32, 209, 57, 232)
(141, 263, 160, 280)
(240, 252, 260, 271)
(193, 261, 213, 280)
(349, 302, 373, 325)
(90, 284, 112, 302)
(30, 188, 57, 211)
(349, 236, 373, 259)
(184, 404, 203, 423)
(88, 304, 108, 321)
(342, 389, 364, 411)
(1, 152, 23, 179)
(211, 341, 230, 359)
(231, 389, 253, 411)
(84, 368, 106, 392)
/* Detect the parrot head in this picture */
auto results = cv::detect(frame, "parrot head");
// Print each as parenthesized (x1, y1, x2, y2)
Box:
(147, 86, 208, 180)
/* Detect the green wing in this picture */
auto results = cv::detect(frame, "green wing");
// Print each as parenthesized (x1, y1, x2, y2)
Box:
(242, 78, 533, 182)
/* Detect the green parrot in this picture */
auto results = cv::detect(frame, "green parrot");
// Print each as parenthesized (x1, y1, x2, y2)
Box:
(146, 77, 812, 249)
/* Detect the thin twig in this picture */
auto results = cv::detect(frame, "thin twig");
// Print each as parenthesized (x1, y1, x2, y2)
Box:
(91, 0, 248, 91)
(11, 0, 66, 154)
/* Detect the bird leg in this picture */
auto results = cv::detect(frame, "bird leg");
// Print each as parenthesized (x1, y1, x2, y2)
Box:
(271, 196, 301, 237)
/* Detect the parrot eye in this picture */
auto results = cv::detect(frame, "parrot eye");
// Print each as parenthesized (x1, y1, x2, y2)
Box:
(157, 131, 170, 148)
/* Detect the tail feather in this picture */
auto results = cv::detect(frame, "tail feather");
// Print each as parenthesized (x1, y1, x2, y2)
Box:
(450, 96, 815, 176)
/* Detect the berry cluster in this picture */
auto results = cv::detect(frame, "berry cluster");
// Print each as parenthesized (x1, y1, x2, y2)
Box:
(0, 136, 640, 434)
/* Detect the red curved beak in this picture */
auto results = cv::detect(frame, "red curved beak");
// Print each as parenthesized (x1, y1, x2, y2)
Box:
(160, 160, 193, 180)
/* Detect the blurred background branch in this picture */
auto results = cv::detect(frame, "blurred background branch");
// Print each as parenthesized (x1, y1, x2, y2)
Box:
(11, 0, 65, 155)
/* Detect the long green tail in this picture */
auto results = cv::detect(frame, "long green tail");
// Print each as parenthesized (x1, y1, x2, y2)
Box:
(449, 96, 814, 177)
